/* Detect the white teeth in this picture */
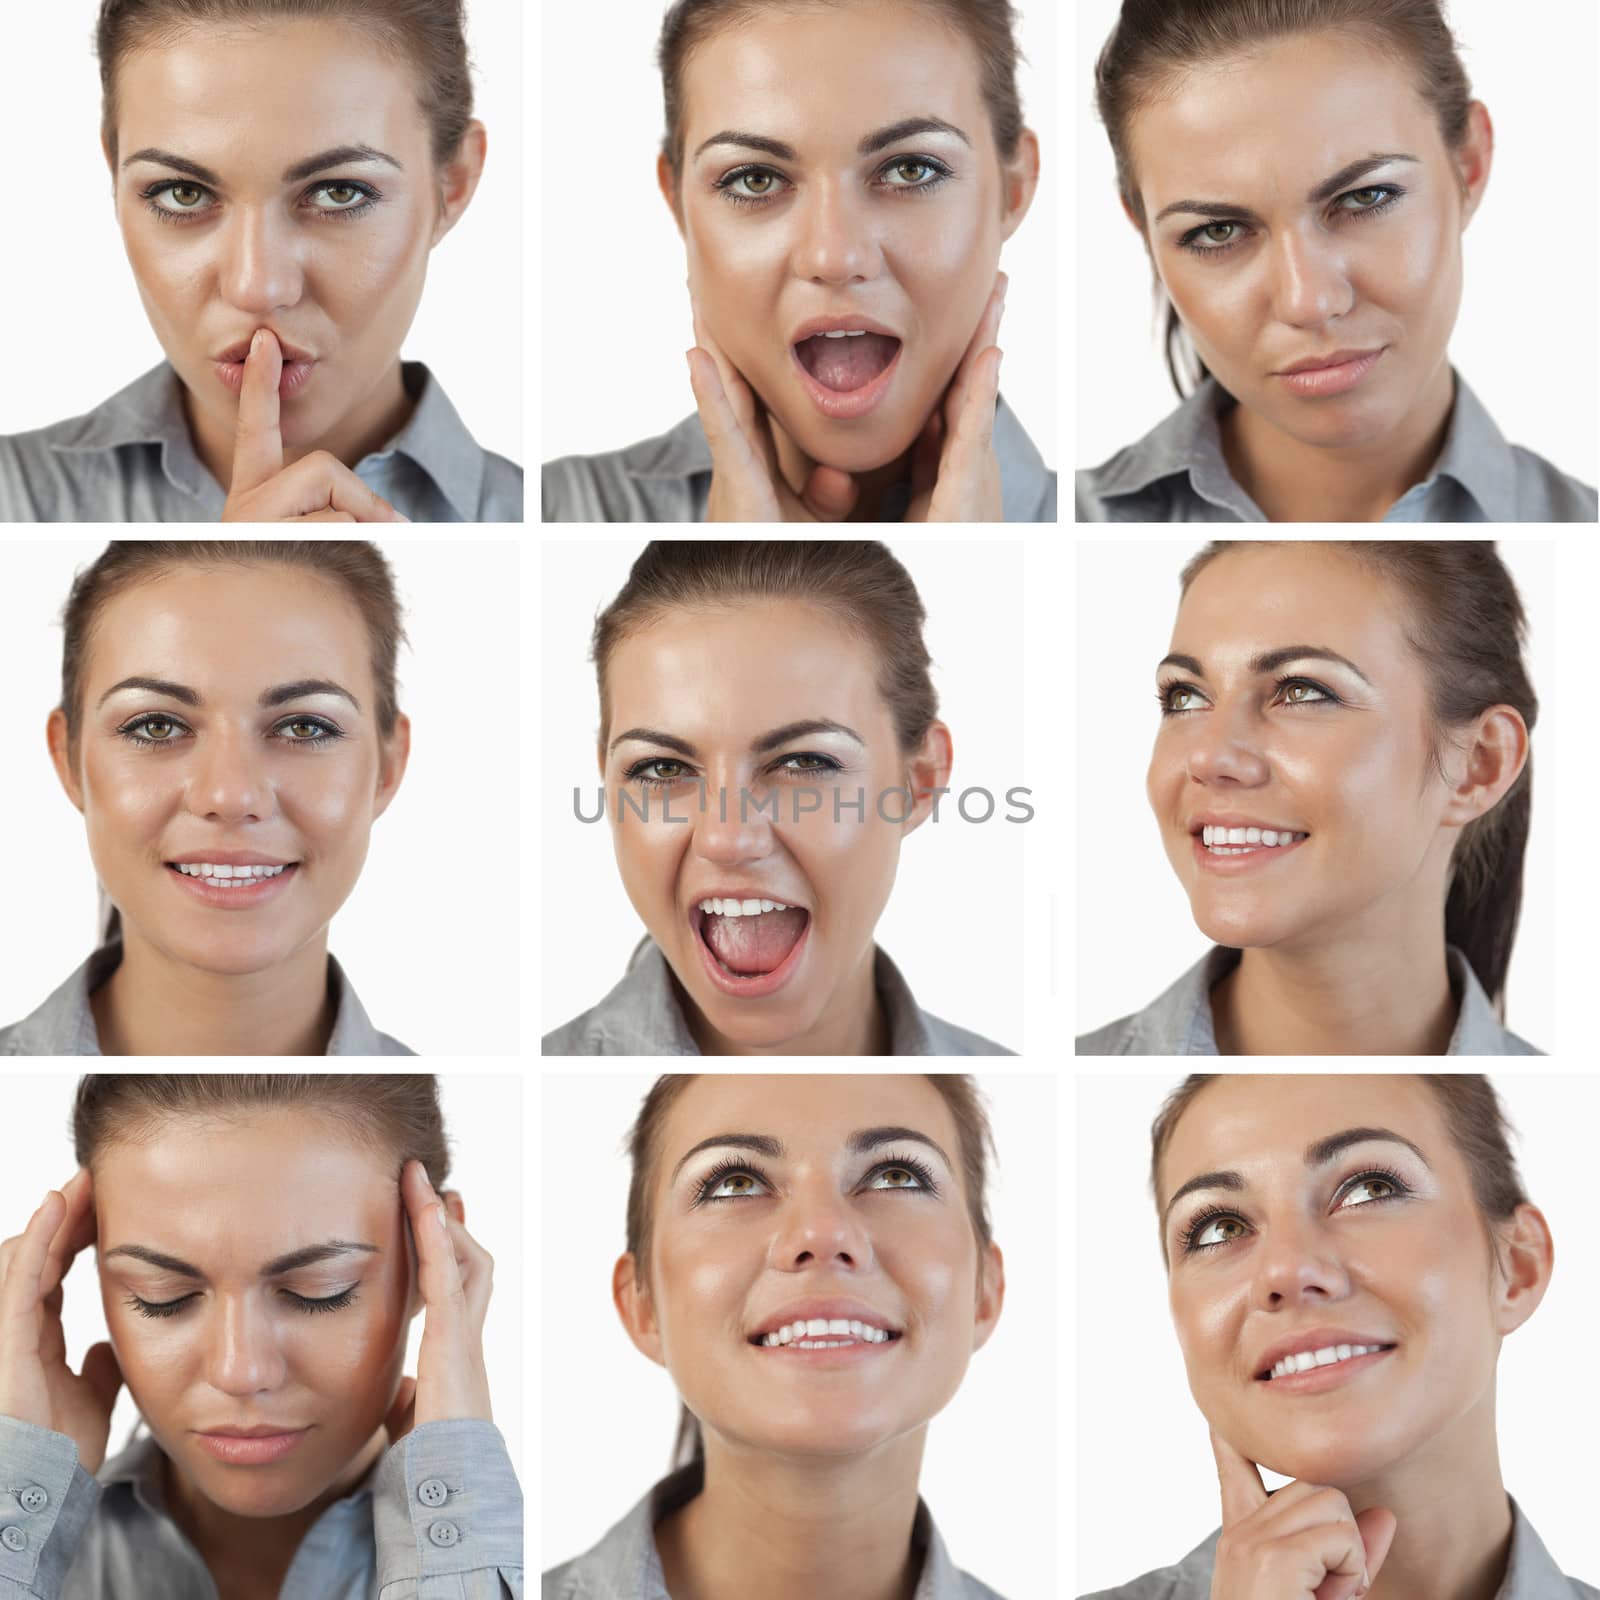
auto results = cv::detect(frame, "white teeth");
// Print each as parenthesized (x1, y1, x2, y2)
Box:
(759, 1317, 894, 1347)
(697, 897, 792, 917)
(1244, 827, 1261, 844)
(1270, 1343, 1387, 1380)
(819, 329, 869, 338)
(176, 863, 288, 881)
(1261, 830, 1279, 846)
(1200, 826, 1305, 854)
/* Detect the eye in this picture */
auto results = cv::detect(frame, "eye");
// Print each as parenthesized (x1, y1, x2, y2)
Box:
(624, 757, 693, 787)
(125, 1292, 199, 1319)
(1191, 1214, 1247, 1249)
(283, 1286, 358, 1315)
(116, 713, 191, 747)
(1156, 680, 1207, 716)
(867, 1165, 923, 1190)
(1278, 678, 1334, 707)
(701, 1166, 770, 1201)
(1340, 1174, 1398, 1206)
(273, 716, 343, 745)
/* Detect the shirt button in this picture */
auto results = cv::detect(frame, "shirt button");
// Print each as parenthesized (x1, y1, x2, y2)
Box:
(18, 1487, 47, 1514)
(427, 1519, 460, 1548)
(1, 1527, 25, 1552)
(417, 1477, 449, 1508)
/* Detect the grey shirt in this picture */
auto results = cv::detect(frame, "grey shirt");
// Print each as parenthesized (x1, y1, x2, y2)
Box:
(1075, 370, 1597, 523)
(0, 1414, 522, 1599)
(1080, 1493, 1597, 1600)
(0, 362, 524, 523)
(0, 941, 414, 1057)
(543, 936, 1015, 1056)
(542, 1461, 1004, 1600)
(541, 395, 1057, 522)
(1076, 945, 1540, 1056)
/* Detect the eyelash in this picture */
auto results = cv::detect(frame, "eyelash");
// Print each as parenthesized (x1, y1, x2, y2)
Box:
(1155, 675, 1338, 717)
(1177, 1166, 1412, 1255)
(692, 1152, 941, 1205)
(138, 178, 383, 227)
(622, 752, 843, 787)
(1176, 185, 1405, 259)
(712, 156, 954, 210)
(114, 713, 347, 750)
(124, 1287, 359, 1320)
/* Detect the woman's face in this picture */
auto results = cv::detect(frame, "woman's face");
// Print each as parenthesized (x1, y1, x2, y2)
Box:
(52, 563, 407, 977)
(603, 598, 945, 1051)
(94, 1109, 416, 1518)
(1157, 1075, 1538, 1486)
(1146, 544, 1462, 952)
(628, 1074, 1002, 1459)
(110, 19, 455, 454)
(664, 0, 1032, 475)
(1128, 31, 1488, 450)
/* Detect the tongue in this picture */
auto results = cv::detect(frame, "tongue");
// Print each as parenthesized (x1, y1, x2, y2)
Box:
(704, 907, 808, 976)
(797, 333, 899, 392)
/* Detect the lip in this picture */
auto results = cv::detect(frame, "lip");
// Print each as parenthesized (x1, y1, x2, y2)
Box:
(689, 886, 810, 913)
(1191, 831, 1308, 875)
(691, 902, 812, 999)
(747, 1296, 905, 1368)
(1274, 346, 1385, 397)
(1253, 1328, 1399, 1396)
(1254, 1326, 1397, 1377)
(214, 356, 317, 400)
(789, 316, 904, 421)
(165, 859, 299, 909)
(192, 1426, 310, 1464)
(213, 336, 317, 365)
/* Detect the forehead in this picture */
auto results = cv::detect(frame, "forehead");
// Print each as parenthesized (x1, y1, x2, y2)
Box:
(682, 1, 987, 151)
(115, 19, 425, 167)
(1132, 31, 1433, 209)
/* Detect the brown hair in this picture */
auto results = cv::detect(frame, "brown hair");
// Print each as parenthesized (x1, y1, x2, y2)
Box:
(591, 541, 938, 766)
(1178, 540, 1536, 1012)
(623, 1073, 998, 1468)
(656, 0, 1028, 212)
(1093, 0, 1475, 397)
(73, 1073, 450, 1188)
(1149, 1073, 1528, 1271)
(96, 0, 475, 171)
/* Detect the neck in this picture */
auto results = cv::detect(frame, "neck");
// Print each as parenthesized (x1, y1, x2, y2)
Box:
(186, 360, 415, 494)
(769, 414, 914, 523)
(656, 1431, 927, 1600)
(1222, 359, 1455, 522)
(680, 945, 890, 1056)
(91, 924, 338, 1057)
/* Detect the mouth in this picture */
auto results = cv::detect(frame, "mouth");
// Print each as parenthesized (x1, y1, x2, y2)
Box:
(789, 321, 903, 420)
(165, 859, 299, 906)
(750, 1318, 903, 1350)
(1273, 347, 1385, 397)
(213, 353, 318, 400)
(192, 1426, 311, 1465)
(691, 898, 812, 998)
(1191, 824, 1309, 874)
(1256, 1342, 1398, 1392)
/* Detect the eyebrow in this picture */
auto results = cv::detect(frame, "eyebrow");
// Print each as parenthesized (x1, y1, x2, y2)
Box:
(1153, 153, 1421, 227)
(609, 719, 865, 760)
(1162, 1126, 1432, 1232)
(692, 115, 972, 164)
(670, 1125, 954, 1185)
(1156, 646, 1373, 687)
(121, 143, 404, 187)
(96, 677, 362, 712)
(102, 1239, 381, 1278)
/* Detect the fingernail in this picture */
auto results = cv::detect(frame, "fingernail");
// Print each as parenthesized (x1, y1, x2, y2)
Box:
(251, 329, 264, 355)
(433, 1202, 448, 1229)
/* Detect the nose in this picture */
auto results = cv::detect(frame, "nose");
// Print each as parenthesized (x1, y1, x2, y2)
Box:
(218, 205, 305, 316)
(187, 728, 274, 824)
(768, 1178, 874, 1272)
(1268, 224, 1355, 330)
(1181, 698, 1270, 789)
(1249, 1213, 1353, 1311)
(688, 769, 778, 867)
(791, 178, 881, 287)
(206, 1294, 288, 1397)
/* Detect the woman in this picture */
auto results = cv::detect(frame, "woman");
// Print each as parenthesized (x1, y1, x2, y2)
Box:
(0, 1073, 521, 1598)
(540, 0, 1054, 523)
(544, 1072, 1007, 1597)
(1081, 1072, 1594, 1599)
(542, 541, 1015, 1057)
(0, 542, 413, 1056)
(1077, 541, 1541, 1055)
(0, 0, 521, 524)
(1076, 0, 1596, 524)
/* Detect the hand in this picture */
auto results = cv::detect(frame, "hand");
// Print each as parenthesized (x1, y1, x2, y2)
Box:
(383, 1160, 494, 1446)
(0, 1171, 123, 1473)
(1209, 1427, 1398, 1600)
(903, 270, 1007, 523)
(686, 302, 859, 522)
(220, 329, 410, 523)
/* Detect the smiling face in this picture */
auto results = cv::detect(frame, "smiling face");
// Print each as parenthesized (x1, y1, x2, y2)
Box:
(624, 1074, 1001, 1459)
(1127, 30, 1487, 449)
(663, 0, 1031, 474)
(94, 1108, 415, 1518)
(603, 598, 945, 1051)
(1156, 1074, 1543, 1485)
(53, 562, 406, 978)
(1145, 543, 1464, 952)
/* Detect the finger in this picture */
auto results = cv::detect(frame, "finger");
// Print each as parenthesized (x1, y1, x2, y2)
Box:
(441, 1210, 494, 1327)
(80, 1341, 123, 1417)
(0, 1194, 65, 1348)
(231, 329, 285, 496)
(1210, 1426, 1270, 1525)
(403, 1161, 466, 1322)
(273, 454, 409, 524)
(39, 1169, 95, 1302)
(295, 510, 360, 523)
(687, 350, 766, 484)
(945, 274, 1008, 427)
(799, 464, 858, 521)
(1355, 1506, 1398, 1593)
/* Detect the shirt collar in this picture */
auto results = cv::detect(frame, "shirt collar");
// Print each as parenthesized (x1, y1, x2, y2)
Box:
(45, 360, 485, 520)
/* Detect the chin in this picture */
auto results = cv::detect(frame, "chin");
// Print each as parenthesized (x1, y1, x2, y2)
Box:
(1188, 895, 1293, 949)
(153, 921, 308, 979)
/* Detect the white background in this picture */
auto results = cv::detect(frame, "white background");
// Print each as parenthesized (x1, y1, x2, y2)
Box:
(1072, 0, 1599, 485)
(1074, 1070, 1600, 1594)
(0, 538, 522, 1056)
(539, 0, 1057, 470)
(0, 1072, 524, 1481)
(541, 1070, 1059, 1597)
(0, 0, 523, 468)
(1073, 536, 1563, 1052)
(540, 538, 1030, 1054)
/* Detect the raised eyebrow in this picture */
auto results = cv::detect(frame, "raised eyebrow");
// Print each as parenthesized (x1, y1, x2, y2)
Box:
(1153, 152, 1421, 226)
(692, 115, 971, 164)
(669, 1126, 953, 1186)
(1155, 647, 1371, 686)
(671, 1134, 785, 1185)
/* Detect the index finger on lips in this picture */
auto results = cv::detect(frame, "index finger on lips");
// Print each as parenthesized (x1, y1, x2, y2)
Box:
(231, 329, 284, 496)
(1210, 1426, 1270, 1526)
(0, 1193, 65, 1342)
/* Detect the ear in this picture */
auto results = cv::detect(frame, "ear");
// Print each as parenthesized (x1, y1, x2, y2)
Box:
(657, 151, 685, 236)
(996, 127, 1041, 242)
(1438, 705, 1527, 830)
(371, 713, 411, 821)
(900, 720, 954, 840)
(1491, 1202, 1552, 1337)
(1455, 101, 1494, 230)
(431, 120, 488, 246)
(614, 1251, 667, 1367)
(48, 709, 85, 813)
(971, 1241, 1005, 1352)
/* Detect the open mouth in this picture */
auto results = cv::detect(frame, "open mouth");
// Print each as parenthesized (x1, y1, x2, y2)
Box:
(1197, 825, 1308, 857)
(1256, 1342, 1397, 1382)
(793, 331, 901, 393)
(693, 898, 810, 980)
(749, 1319, 903, 1350)
(165, 861, 299, 904)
